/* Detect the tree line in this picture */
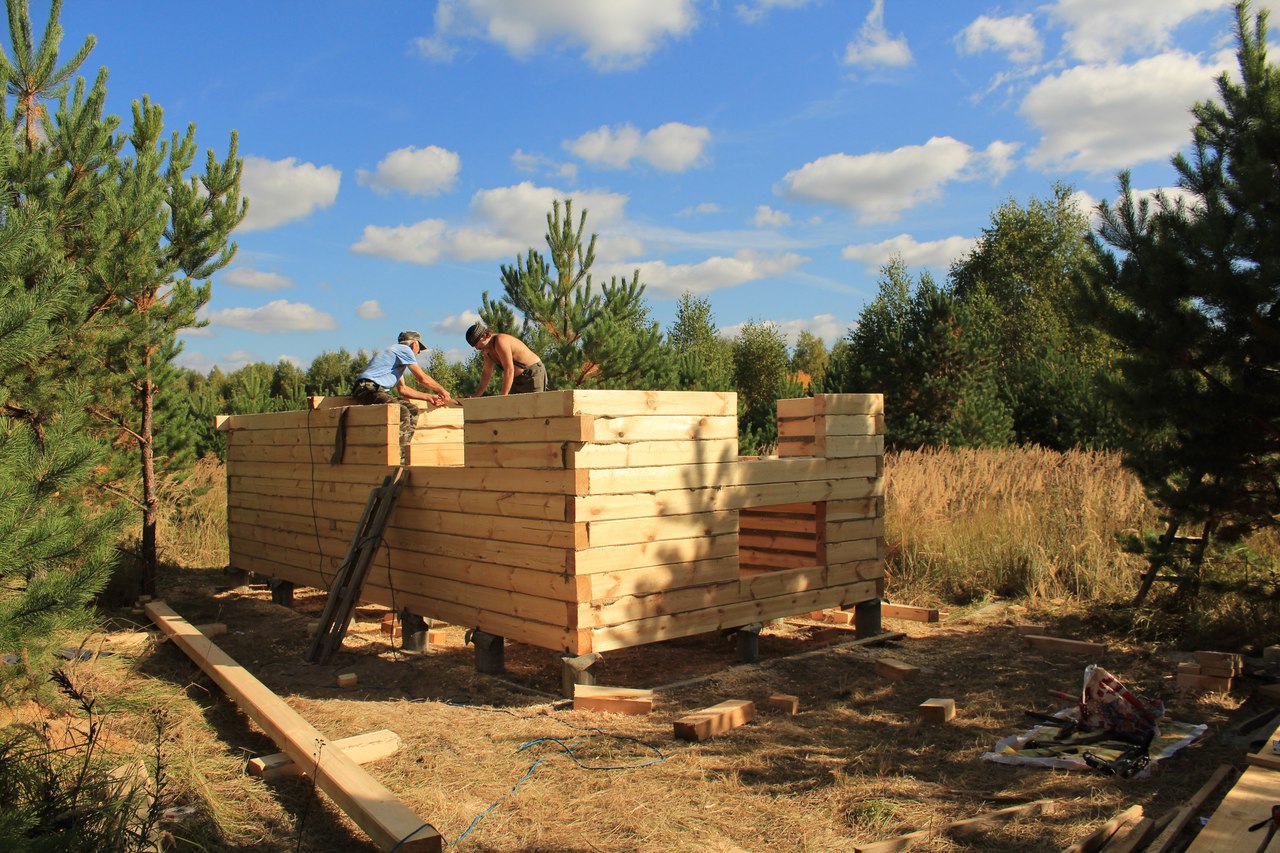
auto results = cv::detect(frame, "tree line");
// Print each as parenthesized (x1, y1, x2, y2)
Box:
(2, 0, 1277, 681)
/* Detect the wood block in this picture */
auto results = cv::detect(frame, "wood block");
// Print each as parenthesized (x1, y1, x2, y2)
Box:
(1177, 672, 1232, 692)
(427, 629, 450, 645)
(337, 672, 358, 689)
(1177, 662, 1202, 675)
(874, 658, 919, 682)
(1195, 651, 1243, 669)
(918, 698, 955, 723)
(1198, 663, 1238, 678)
(674, 700, 755, 741)
(881, 603, 939, 622)
(1014, 624, 1048, 636)
(767, 693, 800, 715)
(248, 730, 403, 780)
(574, 684, 654, 716)
(1020, 634, 1106, 656)
(194, 622, 227, 638)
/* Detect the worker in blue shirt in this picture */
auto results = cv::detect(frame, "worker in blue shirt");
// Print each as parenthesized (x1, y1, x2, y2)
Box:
(351, 330, 451, 461)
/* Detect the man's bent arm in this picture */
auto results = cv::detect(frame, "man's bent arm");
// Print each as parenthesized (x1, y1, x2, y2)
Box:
(409, 364, 450, 398)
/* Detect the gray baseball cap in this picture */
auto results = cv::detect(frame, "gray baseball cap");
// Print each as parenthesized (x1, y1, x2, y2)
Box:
(398, 330, 422, 345)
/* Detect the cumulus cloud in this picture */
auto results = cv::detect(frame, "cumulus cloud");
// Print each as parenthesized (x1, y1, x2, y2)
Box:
(434, 310, 483, 335)
(843, 0, 912, 69)
(512, 148, 579, 180)
(603, 249, 807, 298)
(239, 155, 341, 232)
(356, 299, 385, 319)
(751, 205, 792, 227)
(735, 0, 818, 24)
(356, 145, 460, 197)
(677, 202, 723, 217)
(779, 136, 1003, 222)
(222, 267, 294, 290)
(1022, 51, 1227, 173)
(413, 0, 697, 71)
(207, 300, 337, 334)
(566, 122, 711, 171)
(955, 14, 1042, 64)
(841, 234, 976, 272)
(1048, 0, 1230, 63)
(353, 181, 633, 265)
(719, 314, 850, 346)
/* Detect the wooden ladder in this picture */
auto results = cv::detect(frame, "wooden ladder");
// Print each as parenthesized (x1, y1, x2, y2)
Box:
(307, 467, 406, 665)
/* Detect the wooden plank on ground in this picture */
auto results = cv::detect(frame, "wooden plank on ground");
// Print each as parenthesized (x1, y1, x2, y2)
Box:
(1153, 763, 1234, 852)
(881, 603, 940, 623)
(1060, 804, 1143, 853)
(673, 700, 755, 741)
(1244, 711, 1280, 771)
(249, 730, 403, 780)
(145, 601, 440, 852)
(573, 684, 654, 715)
(1021, 635, 1107, 656)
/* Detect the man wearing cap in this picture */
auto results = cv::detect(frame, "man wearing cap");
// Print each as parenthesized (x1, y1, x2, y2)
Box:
(465, 322, 546, 395)
(351, 331, 451, 461)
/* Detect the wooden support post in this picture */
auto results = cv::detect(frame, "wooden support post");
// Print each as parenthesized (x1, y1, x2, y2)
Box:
(674, 699, 755, 742)
(145, 601, 440, 852)
(468, 629, 505, 675)
(855, 598, 882, 639)
(268, 578, 294, 608)
(400, 609, 428, 653)
(735, 622, 763, 663)
(560, 652, 602, 698)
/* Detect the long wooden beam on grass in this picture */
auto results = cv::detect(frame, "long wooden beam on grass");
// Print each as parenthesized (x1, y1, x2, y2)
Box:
(145, 600, 441, 853)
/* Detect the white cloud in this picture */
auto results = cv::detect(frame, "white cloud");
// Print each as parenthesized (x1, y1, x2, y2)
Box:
(356, 299, 385, 319)
(356, 145, 460, 197)
(735, 0, 817, 24)
(512, 148, 579, 180)
(779, 136, 1000, 222)
(718, 314, 849, 347)
(605, 249, 807, 298)
(1022, 51, 1228, 173)
(207, 299, 337, 333)
(222, 267, 294, 290)
(434, 310, 483, 335)
(955, 14, 1042, 64)
(843, 0, 912, 69)
(414, 0, 697, 71)
(239, 155, 341, 232)
(276, 354, 304, 368)
(353, 181, 634, 265)
(842, 234, 976, 272)
(566, 122, 711, 171)
(1048, 0, 1230, 63)
(678, 202, 723, 217)
(751, 205, 792, 227)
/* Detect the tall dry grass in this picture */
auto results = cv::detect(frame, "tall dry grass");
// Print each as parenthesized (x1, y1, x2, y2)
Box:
(884, 445, 1158, 605)
(154, 455, 228, 569)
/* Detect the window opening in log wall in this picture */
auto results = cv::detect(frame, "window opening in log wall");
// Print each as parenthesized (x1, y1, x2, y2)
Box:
(738, 501, 823, 577)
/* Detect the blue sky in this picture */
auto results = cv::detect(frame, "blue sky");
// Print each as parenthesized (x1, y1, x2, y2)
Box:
(44, 0, 1258, 373)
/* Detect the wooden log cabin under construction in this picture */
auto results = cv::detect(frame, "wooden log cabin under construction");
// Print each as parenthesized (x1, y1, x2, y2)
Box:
(219, 390, 885, 657)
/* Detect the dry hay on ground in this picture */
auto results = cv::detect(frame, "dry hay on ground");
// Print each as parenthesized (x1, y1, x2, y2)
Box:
(93, 565, 1253, 852)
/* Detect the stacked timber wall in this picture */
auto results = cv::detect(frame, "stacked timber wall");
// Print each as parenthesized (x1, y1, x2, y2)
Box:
(221, 390, 884, 655)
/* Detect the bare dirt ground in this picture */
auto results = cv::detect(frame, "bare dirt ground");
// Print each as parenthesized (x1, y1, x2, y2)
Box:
(108, 563, 1266, 852)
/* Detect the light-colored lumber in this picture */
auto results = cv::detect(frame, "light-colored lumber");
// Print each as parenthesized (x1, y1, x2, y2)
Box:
(590, 414, 739, 442)
(145, 601, 440, 852)
(918, 698, 955, 723)
(673, 699, 755, 741)
(573, 684, 654, 715)
(1244, 709, 1280, 771)
(572, 534, 738, 575)
(464, 415, 594, 444)
(571, 437, 739, 469)
(247, 727, 401, 773)
(1021, 634, 1107, 656)
(874, 658, 919, 682)
(1015, 624, 1049, 636)
(1060, 804, 1143, 853)
(767, 693, 800, 715)
(572, 476, 883, 522)
(585, 511, 736, 548)
(778, 395, 883, 418)
(584, 455, 878, 495)
(463, 442, 568, 469)
(1105, 816, 1157, 853)
(1151, 763, 1233, 852)
(881, 603, 939, 623)
(194, 622, 226, 638)
(337, 672, 358, 688)
(1177, 672, 1233, 692)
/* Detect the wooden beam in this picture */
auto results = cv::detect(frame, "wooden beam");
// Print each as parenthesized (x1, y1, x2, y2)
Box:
(673, 699, 755, 741)
(855, 799, 1057, 852)
(1151, 763, 1233, 852)
(881, 603, 939, 623)
(248, 730, 404, 780)
(1021, 635, 1107, 656)
(145, 601, 441, 852)
(573, 684, 654, 715)
(874, 658, 919, 682)
(1060, 804, 1143, 853)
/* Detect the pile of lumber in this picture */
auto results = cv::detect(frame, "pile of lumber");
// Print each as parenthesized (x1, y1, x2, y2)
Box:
(1177, 651, 1243, 692)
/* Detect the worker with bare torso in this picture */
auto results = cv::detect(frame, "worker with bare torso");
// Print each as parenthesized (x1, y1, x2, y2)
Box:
(465, 322, 546, 395)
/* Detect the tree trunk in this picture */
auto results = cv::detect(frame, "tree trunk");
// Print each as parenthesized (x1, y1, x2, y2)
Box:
(1131, 518, 1180, 607)
(140, 358, 158, 598)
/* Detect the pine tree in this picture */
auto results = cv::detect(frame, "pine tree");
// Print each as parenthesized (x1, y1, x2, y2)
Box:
(1083, 1, 1280, 604)
(481, 199, 665, 390)
(666, 291, 732, 391)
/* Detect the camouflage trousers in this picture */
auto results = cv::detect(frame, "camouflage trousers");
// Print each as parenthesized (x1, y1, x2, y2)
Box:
(351, 378, 417, 462)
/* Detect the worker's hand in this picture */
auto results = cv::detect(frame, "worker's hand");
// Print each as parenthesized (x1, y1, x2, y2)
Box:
(427, 394, 444, 407)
